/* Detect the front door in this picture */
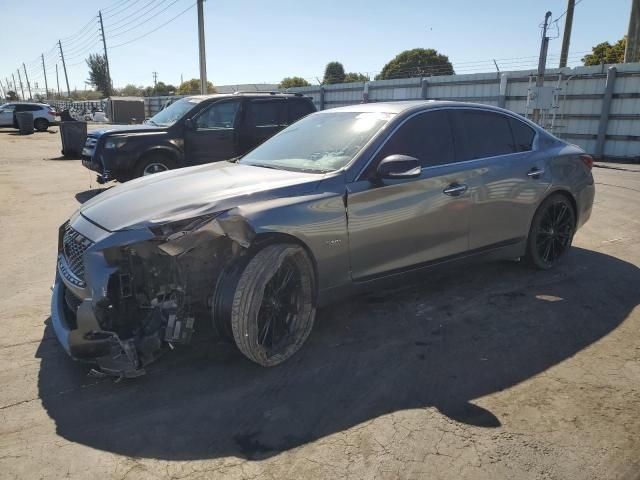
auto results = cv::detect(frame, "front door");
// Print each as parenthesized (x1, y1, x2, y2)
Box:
(184, 99, 241, 165)
(0, 104, 16, 126)
(347, 110, 472, 281)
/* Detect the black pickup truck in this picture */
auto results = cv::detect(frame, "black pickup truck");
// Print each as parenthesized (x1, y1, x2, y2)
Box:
(81, 92, 316, 183)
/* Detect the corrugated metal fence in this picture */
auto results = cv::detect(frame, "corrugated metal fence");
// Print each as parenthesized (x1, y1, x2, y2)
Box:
(289, 63, 640, 161)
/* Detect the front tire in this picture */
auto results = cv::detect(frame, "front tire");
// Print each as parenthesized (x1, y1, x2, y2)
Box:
(230, 244, 316, 367)
(134, 154, 175, 178)
(525, 194, 576, 270)
(34, 118, 49, 132)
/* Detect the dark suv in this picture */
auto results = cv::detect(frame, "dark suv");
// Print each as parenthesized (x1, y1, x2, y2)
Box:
(81, 92, 316, 183)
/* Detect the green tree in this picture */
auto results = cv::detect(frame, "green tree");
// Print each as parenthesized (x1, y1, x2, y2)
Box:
(376, 48, 454, 80)
(118, 84, 144, 96)
(323, 61, 346, 84)
(177, 78, 216, 95)
(344, 72, 369, 83)
(582, 38, 626, 66)
(85, 53, 111, 97)
(279, 76, 311, 89)
(6, 90, 18, 100)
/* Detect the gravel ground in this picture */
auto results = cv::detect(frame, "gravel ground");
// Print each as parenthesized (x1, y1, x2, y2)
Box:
(0, 127, 638, 480)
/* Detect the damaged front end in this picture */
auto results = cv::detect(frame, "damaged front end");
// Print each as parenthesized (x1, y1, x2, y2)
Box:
(51, 210, 254, 378)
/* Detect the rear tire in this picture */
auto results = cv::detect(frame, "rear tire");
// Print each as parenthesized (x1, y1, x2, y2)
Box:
(34, 118, 49, 132)
(525, 194, 576, 270)
(134, 154, 175, 178)
(230, 244, 316, 367)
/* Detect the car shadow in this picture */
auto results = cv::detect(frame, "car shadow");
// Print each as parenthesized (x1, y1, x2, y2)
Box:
(75, 187, 111, 204)
(36, 247, 638, 460)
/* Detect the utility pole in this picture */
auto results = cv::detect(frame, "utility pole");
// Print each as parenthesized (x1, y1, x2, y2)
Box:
(152, 71, 158, 86)
(17, 70, 25, 101)
(559, 0, 575, 68)
(197, 0, 207, 94)
(55, 65, 60, 99)
(23, 63, 32, 100)
(533, 11, 552, 124)
(625, 0, 640, 62)
(98, 11, 113, 95)
(58, 40, 71, 98)
(0, 80, 5, 99)
(41, 54, 50, 99)
(12, 73, 20, 100)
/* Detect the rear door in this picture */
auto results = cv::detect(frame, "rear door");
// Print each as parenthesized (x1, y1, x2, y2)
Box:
(0, 104, 16, 126)
(449, 108, 550, 249)
(239, 98, 287, 153)
(347, 109, 473, 280)
(184, 98, 241, 165)
(286, 98, 315, 125)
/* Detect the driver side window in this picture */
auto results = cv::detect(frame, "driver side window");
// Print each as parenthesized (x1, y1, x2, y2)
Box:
(195, 100, 240, 129)
(376, 110, 455, 168)
(2, 105, 16, 113)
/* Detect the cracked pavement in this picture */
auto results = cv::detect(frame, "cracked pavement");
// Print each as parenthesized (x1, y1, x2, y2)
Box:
(0, 128, 638, 479)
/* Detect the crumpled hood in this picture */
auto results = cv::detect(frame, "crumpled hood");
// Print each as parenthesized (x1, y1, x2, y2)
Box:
(79, 162, 323, 231)
(89, 124, 166, 137)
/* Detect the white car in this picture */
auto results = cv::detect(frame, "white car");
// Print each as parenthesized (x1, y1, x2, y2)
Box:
(0, 102, 58, 131)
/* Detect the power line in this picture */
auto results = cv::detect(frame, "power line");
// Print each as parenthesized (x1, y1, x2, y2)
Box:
(110, 2, 196, 48)
(104, 0, 142, 19)
(107, 0, 170, 31)
(108, 0, 185, 38)
(101, 0, 130, 14)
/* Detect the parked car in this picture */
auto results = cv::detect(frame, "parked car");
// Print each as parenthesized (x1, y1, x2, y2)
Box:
(52, 101, 595, 377)
(81, 92, 316, 183)
(0, 102, 58, 131)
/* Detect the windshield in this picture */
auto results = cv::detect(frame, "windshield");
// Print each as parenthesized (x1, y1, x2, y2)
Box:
(147, 97, 202, 126)
(239, 111, 394, 173)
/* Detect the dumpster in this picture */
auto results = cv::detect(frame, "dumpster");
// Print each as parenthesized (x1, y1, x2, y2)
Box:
(15, 112, 34, 135)
(60, 121, 88, 158)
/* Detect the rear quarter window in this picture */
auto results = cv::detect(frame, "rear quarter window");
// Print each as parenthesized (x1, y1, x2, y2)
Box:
(509, 117, 536, 152)
(287, 99, 314, 124)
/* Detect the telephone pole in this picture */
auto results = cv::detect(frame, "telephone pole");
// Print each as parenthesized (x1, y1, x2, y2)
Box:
(559, 0, 575, 68)
(41, 54, 50, 99)
(197, 0, 207, 94)
(152, 71, 158, 86)
(55, 64, 60, 99)
(58, 40, 71, 98)
(23, 64, 32, 100)
(533, 11, 552, 124)
(12, 73, 20, 100)
(98, 11, 113, 95)
(16, 70, 25, 101)
(625, 0, 640, 62)
(0, 80, 5, 99)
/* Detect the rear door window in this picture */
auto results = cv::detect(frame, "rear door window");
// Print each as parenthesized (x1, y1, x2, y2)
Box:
(451, 109, 516, 160)
(246, 99, 286, 128)
(377, 110, 455, 168)
(287, 99, 314, 124)
(509, 117, 536, 152)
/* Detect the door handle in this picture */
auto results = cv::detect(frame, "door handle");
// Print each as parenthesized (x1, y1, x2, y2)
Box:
(527, 167, 545, 178)
(443, 183, 468, 196)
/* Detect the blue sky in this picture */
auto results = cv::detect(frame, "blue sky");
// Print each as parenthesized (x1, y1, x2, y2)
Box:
(0, 0, 631, 93)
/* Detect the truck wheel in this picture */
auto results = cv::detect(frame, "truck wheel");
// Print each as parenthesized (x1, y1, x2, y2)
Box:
(230, 244, 316, 367)
(34, 118, 49, 132)
(135, 154, 175, 178)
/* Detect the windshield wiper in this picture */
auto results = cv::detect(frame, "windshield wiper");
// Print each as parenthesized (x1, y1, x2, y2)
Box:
(145, 119, 158, 126)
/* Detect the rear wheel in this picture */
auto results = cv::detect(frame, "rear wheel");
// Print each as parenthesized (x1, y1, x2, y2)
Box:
(229, 244, 316, 366)
(525, 194, 576, 270)
(34, 118, 49, 132)
(134, 154, 175, 178)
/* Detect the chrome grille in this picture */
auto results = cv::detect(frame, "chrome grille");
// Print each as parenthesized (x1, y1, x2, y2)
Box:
(62, 224, 93, 281)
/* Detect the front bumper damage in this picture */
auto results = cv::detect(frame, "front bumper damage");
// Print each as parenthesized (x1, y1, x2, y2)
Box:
(52, 210, 255, 378)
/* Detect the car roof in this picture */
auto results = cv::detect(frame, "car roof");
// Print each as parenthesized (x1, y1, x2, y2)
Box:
(320, 100, 518, 116)
(3, 102, 48, 107)
(184, 92, 309, 101)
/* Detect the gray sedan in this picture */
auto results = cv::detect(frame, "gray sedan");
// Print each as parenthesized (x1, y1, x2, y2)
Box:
(52, 101, 595, 376)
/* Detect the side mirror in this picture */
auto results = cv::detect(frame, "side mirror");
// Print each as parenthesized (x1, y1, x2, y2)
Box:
(376, 155, 421, 180)
(184, 118, 194, 130)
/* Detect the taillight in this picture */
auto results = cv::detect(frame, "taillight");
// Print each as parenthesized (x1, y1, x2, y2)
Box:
(580, 154, 594, 170)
